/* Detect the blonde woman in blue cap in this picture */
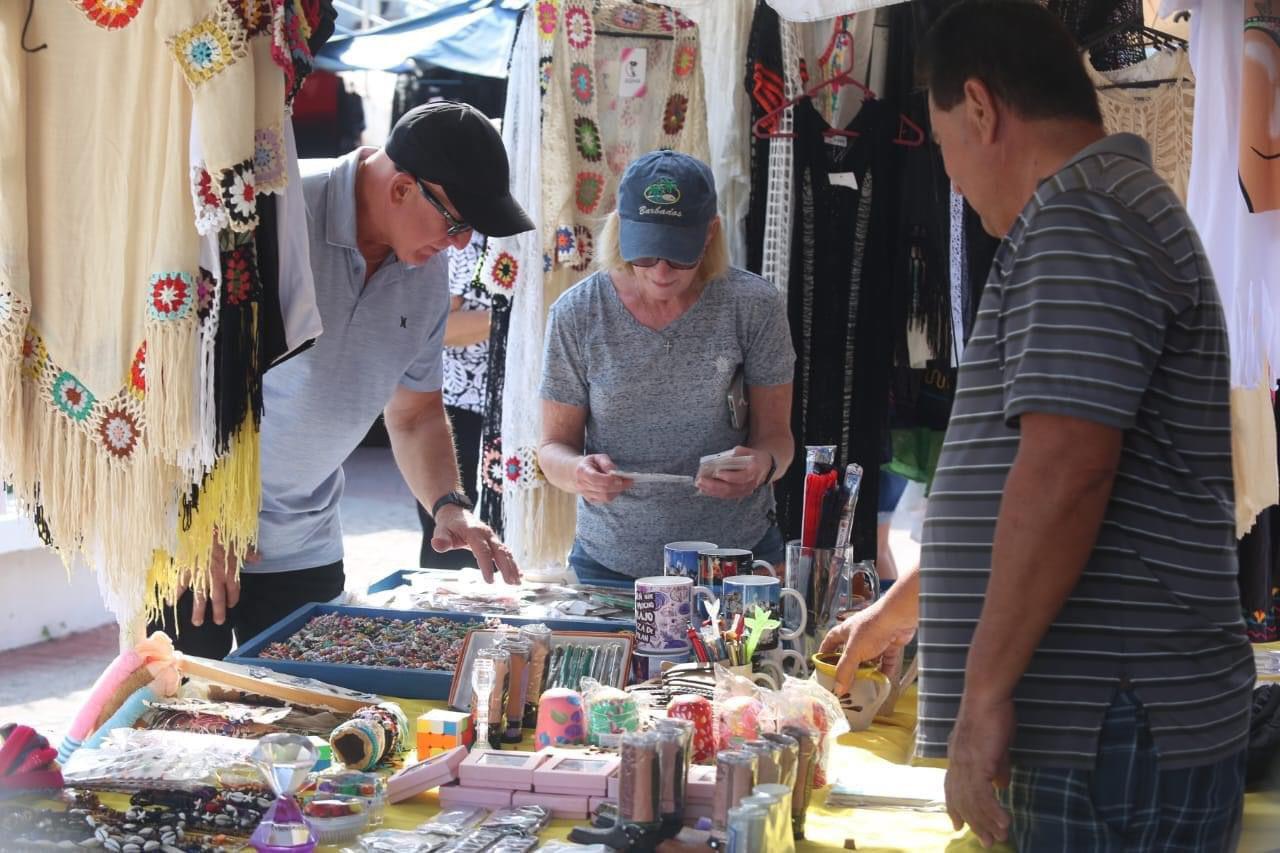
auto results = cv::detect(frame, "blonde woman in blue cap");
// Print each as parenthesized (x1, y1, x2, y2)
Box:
(538, 151, 797, 586)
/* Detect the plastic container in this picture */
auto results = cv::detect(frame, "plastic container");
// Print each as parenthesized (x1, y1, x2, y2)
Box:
(302, 794, 370, 843)
(315, 770, 386, 824)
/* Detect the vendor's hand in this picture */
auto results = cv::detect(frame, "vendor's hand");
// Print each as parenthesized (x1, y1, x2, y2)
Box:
(819, 601, 916, 694)
(695, 446, 767, 500)
(189, 531, 259, 627)
(575, 453, 632, 504)
(432, 505, 521, 585)
(945, 693, 1014, 848)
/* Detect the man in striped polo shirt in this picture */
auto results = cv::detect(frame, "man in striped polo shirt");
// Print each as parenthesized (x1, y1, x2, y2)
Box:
(821, 1, 1254, 849)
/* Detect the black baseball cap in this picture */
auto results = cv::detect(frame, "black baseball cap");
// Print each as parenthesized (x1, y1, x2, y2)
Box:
(385, 101, 534, 238)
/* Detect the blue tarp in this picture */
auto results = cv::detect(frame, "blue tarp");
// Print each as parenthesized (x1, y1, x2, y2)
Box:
(315, 0, 529, 79)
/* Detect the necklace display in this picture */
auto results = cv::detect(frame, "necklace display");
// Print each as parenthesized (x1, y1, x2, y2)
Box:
(0, 785, 273, 852)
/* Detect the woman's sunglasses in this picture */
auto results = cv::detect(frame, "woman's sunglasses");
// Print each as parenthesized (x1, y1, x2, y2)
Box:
(630, 256, 700, 270)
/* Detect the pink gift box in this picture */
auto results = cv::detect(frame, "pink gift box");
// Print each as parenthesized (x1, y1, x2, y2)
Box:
(686, 763, 717, 803)
(385, 745, 467, 803)
(607, 773, 620, 799)
(684, 801, 714, 822)
(512, 790, 591, 820)
(437, 783, 513, 810)
(458, 749, 549, 791)
(532, 751, 620, 796)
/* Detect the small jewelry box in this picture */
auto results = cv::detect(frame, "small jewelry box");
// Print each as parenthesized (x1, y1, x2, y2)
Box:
(512, 789, 591, 820)
(385, 745, 467, 803)
(437, 782, 513, 810)
(458, 749, 549, 791)
(606, 772, 620, 800)
(532, 752, 621, 797)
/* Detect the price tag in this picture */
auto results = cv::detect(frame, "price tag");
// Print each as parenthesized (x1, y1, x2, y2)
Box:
(619, 48, 648, 98)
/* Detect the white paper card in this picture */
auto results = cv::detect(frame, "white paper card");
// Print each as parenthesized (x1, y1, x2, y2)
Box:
(829, 172, 859, 190)
(613, 471, 694, 484)
(619, 48, 648, 98)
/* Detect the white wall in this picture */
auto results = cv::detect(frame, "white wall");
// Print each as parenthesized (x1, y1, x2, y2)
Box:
(0, 514, 111, 652)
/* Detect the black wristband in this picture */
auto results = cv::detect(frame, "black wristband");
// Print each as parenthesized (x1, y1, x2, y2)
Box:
(431, 489, 474, 518)
(761, 453, 777, 488)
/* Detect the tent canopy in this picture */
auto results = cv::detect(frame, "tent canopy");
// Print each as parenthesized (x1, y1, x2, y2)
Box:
(316, 0, 529, 79)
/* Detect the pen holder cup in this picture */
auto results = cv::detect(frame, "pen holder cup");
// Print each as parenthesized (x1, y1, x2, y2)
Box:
(784, 542, 880, 659)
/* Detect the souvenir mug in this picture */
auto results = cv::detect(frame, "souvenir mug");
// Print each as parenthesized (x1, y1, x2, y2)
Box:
(634, 576, 715, 651)
(719, 575, 806, 653)
(696, 548, 778, 621)
(758, 646, 808, 679)
(726, 663, 781, 691)
(810, 652, 892, 732)
(631, 645, 693, 683)
(664, 541, 718, 580)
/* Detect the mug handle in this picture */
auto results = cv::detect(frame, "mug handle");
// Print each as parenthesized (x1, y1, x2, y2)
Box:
(751, 669, 779, 691)
(692, 586, 716, 618)
(777, 588, 807, 641)
(776, 648, 807, 677)
(751, 559, 779, 578)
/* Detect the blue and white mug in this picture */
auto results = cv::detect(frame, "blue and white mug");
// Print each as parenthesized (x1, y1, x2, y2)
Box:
(720, 575, 806, 652)
(634, 575, 715, 651)
(664, 541, 718, 580)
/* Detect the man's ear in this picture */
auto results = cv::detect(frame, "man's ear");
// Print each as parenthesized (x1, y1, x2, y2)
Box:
(963, 78, 1000, 146)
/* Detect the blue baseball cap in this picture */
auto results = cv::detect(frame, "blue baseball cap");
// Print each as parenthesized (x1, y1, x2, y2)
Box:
(617, 150, 718, 267)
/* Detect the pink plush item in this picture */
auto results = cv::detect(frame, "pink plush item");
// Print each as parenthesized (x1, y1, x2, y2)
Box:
(512, 790, 590, 820)
(437, 783, 513, 810)
(385, 746, 467, 803)
(532, 752, 619, 796)
(62, 633, 176, 748)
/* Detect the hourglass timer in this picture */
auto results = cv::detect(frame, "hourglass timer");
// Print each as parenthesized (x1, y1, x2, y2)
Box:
(249, 733, 319, 852)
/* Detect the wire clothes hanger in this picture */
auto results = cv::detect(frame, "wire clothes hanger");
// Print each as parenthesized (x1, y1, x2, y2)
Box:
(1083, 6, 1188, 89)
(750, 18, 924, 147)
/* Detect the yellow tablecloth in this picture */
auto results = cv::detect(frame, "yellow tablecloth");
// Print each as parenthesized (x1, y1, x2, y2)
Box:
(362, 677, 1280, 852)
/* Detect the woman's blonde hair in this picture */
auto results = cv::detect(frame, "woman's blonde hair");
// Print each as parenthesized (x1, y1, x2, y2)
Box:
(595, 210, 730, 284)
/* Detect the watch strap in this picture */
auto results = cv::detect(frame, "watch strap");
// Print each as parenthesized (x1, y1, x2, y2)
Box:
(431, 490, 474, 517)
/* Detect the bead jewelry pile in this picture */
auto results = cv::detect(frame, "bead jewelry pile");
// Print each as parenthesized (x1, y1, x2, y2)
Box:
(259, 614, 472, 670)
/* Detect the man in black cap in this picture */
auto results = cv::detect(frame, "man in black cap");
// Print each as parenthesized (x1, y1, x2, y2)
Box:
(156, 102, 533, 657)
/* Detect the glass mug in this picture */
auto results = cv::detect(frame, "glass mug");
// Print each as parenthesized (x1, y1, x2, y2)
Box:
(783, 541, 880, 659)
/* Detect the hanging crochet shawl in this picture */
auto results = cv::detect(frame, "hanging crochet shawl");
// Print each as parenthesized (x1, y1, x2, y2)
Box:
(0, 1, 306, 625)
(481, 0, 709, 570)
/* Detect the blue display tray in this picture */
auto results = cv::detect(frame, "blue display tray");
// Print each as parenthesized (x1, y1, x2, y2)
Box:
(229, 603, 631, 700)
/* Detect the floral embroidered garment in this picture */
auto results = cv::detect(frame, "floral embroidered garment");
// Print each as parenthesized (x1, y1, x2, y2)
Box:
(481, 0, 709, 570)
(0, 1, 298, 624)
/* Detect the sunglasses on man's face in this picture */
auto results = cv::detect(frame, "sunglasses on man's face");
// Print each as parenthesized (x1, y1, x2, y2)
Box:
(630, 256, 700, 271)
(415, 179, 472, 237)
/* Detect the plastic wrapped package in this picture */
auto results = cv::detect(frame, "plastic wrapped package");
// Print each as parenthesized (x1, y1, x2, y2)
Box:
(60, 728, 257, 790)
(581, 680, 639, 747)
(774, 676, 848, 788)
(712, 665, 776, 751)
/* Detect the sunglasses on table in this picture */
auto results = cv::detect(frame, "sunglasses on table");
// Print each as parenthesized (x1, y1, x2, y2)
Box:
(630, 255, 701, 270)
(415, 178, 472, 237)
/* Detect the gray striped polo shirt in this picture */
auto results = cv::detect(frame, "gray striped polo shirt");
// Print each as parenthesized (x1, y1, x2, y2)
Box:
(916, 133, 1255, 769)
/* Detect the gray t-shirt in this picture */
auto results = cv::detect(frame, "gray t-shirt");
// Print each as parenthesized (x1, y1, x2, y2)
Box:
(917, 134, 1252, 769)
(540, 268, 795, 578)
(248, 150, 450, 574)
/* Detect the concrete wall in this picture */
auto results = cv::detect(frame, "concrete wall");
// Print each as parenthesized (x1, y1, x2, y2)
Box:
(0, 515, 111, 652)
